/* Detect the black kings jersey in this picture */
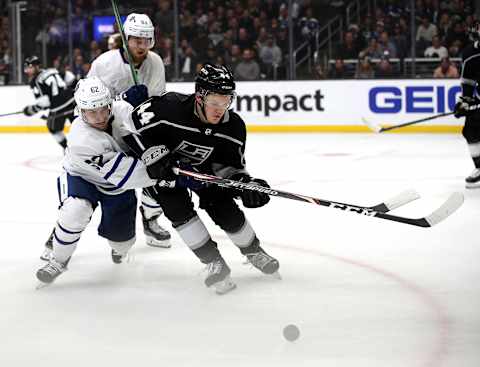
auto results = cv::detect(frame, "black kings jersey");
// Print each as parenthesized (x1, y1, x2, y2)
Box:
(461, 41, 480, 97)
(128, 92, 249, 178)
(29, 68, 75, 112)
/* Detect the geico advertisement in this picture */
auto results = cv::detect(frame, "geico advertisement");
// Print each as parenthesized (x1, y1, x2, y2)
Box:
(0, 80, 462, 127)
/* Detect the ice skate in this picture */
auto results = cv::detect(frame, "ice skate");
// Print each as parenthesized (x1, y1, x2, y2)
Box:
(111, 249, 133, 264)
(40, 230, 54, 261)
(205, 257, 236, 295)
(245, 247, 281, 279)
(140, 207, 171, 248)
(36, 257, 69, 286)
(111, 249, 125, 264)
(465, 168, 480, 188)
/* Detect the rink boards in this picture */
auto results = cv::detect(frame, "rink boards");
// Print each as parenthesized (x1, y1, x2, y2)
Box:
(0, 79, 462, 133)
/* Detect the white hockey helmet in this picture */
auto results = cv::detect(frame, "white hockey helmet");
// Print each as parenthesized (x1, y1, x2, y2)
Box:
(123, 13, 155, 48)
(74, 77, 112, 111)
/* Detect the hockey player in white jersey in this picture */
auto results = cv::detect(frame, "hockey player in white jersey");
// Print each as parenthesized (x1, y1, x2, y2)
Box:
(36, 77, 160, 285)
(87, 13, 170, 247)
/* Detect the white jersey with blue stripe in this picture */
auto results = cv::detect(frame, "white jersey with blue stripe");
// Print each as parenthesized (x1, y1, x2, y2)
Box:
(87, 49, 166, 98)
(62, 100, 156, 195)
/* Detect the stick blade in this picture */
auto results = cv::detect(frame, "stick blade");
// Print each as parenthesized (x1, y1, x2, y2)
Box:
(361, 117, 382, 133)
(424, 192, 464, 227)
(382, 189, 420, 211)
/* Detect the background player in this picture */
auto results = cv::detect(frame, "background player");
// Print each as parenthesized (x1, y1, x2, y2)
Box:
(87, 13, 171, 247)
(454, 21, 480, 188)
(23, 56, 75, 150)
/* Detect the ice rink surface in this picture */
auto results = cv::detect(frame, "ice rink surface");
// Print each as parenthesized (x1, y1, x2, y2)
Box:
(1, 132, 479, 367)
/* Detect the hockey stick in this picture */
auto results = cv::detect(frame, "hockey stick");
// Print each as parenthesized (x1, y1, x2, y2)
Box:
(0, 110, 24, 118)
(362, 112, 454, 133)
(110, 0, 139, 85)
(363, 103, 480, 133)
(173, 168, 463, 227)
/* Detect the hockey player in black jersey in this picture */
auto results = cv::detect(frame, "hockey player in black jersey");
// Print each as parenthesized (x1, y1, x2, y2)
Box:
(23, 56, 75, 150)
(124, 63, 279, 294)
(454, 22, 480, 188)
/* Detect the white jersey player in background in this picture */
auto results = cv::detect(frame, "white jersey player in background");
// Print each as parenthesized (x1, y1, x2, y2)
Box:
(36, 77, 162, 285)
(87, 13, 171, 247)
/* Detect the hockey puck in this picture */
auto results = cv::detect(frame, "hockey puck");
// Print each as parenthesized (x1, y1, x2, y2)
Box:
(283, 324, 300, 342)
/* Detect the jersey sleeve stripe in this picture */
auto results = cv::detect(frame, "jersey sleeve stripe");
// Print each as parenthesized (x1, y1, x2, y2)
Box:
(104, 154, 125, 180)
(116, 159, 139, 188)
(213, 133, 244, 146)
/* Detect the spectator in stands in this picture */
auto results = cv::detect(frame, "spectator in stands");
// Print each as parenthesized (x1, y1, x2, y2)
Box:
(179, 46, 197, 81)
(433, 56, 459, 78)
(155, 0, 174, 36)
(424, 35, 448, 58)
(445, 21, 469, 50)
(360, 15, 374, 41)
(255, 27, 269, 50)
(378, 31, 398, 58)
(416, 15, 438, 51)
(229, 44, 242, 71)
(349, 24, 366, 54)
(159, 37, 174, 80)
(204, 45, 218, 65)
(437, 12, 451, 40)
(376, 57, 395, 78)
(275, 26, 289, 55)
(234, 48, 260, 80)
(237, 27, 254, 50)
(259, 34, 282, 79)
(328, 59, 348, 79)
(392, 22, 409, 59)
(208, 21, 224, 47)
(355, 56, 375, 79)
(373, 20, 386, 40)
(336, 31, 359, 59)
(72, 54, 86, 79)
(448, 39, 463, 57)
(89, 40, 102, 62)
(179, 9, 196, 41)
(192, 29, 210, 60)
(359, 37, 383, 59)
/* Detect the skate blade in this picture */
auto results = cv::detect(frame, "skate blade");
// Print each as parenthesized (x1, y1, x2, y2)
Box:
(35, 281, 51, 290)
(271, 271, 282, 280)
(214, 277, 237, 295)
(145, 237, 171, 248)
(40, 249, 53, 262)
(465, 182, 480, 189)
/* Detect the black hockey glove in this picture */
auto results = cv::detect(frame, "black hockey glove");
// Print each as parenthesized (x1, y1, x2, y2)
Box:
(23, 104, 40, 116)
(232, 173, 271, 208)
(454, 96, 478, 118)
(141, 145, 176, 182)
(122, 84, 149, 108)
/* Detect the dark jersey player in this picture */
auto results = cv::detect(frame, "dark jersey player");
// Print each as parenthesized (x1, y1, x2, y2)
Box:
(454, 22, 480, 188)
(23, 56, 75, 150)
(124, 63, 280, 294)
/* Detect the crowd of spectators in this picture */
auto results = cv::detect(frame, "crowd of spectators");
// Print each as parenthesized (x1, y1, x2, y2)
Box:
(0, 0, 476, 83)
(2, 0, 322, 84)
(323, 0, 475, 79)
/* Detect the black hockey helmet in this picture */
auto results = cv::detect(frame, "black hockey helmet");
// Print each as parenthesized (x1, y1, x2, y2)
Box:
(195, 63, 236, 97)
(24, 55, 41, 68)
